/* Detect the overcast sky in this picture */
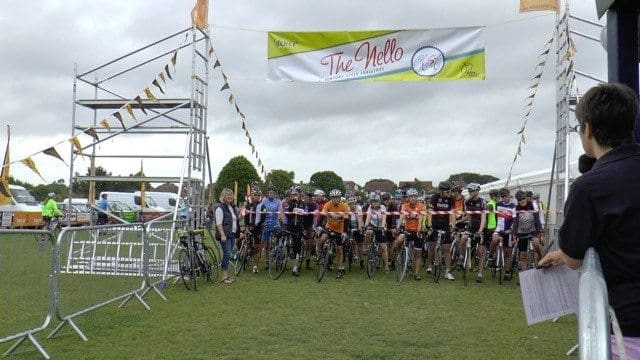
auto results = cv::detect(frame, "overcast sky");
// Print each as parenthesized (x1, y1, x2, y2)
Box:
(0, 0, 606, 188)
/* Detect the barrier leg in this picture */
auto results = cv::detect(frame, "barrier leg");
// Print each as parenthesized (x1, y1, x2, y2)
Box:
(3, 332, 50, 359)
(566, 343, 578, 356)
(48, 317, 88, 342)
(119, 291, 150, 310)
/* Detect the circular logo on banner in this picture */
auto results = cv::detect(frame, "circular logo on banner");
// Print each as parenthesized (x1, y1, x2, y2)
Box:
(411, 46, 445, 76)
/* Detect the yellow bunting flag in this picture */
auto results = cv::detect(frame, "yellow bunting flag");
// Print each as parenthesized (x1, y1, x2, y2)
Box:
(69, 136, 82, 154)
(171, 51, 178, 66)
(520, 0, 558, 13)
(158, 72, 166, 85)
(20, 157, 45, 181)
(124, 103, 138, 122)
(0, 126, 13, 205)
(144, 87, 159, 103)
(100, 119, 112, 132)
(42, 146, 67, 165)
(191, 0, 209, 30)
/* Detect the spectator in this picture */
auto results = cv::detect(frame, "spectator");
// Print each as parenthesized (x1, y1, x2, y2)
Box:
(97, 193, 109, 224)
(539, 83, 640, 358)
(215, 188, 239, 284)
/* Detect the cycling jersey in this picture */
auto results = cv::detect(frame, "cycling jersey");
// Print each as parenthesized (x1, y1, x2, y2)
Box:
(284, 199, 305, 229)
(454, 196, 466, 222)
(385, 202, 400, 230)
(302, 200, 318, 229)
(348, 204, 363, 229)
(465, 197, 486, 232)
(367, 205, 386, 228)
(323, 201, 349, 234)
(401, 202, 424, 233)
(495, 200, 516, 232)
(430, 194, 453, 229)
(256, 197, 281, 228)
(486, 198, 497, 230)
(513, 202, 541, 235)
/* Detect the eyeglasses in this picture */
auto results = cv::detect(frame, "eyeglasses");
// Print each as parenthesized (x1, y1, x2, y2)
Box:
(517, 198, 526, 201)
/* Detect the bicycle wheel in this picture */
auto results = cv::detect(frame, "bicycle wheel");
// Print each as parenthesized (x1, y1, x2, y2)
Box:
(316, 245, 328, 283)
(449, 245, 460, 272)
(203, 247, 219, 283)
(462, 248, 470, 287)
(268, 243, 288, 280)
(395, 247, 409, 284)
(345, 242, 354, 273)
(178, 248, 195, 290)
(366, 244, 378, 279)
(234, 242, 248, 277)
(497, 248, 504, 285)
(433, 248, 442, 283)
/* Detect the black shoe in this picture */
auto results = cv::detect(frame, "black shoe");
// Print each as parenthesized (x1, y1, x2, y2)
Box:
(413, 273, 422, 281)
(476, 274, 483, 283)
(336, 269, 344, 279)
(292, 269, 300, 277)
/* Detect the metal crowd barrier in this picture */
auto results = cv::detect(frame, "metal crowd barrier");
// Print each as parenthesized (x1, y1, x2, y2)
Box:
(0, 229, 55, 359)
(48, 223, 151, 342)
(578, 247, 611, 360)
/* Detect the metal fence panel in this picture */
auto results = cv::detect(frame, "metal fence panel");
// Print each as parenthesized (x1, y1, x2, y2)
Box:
(0, 230, 55, 359)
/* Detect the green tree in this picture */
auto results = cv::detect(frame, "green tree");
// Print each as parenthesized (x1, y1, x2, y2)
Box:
(309, 171, 345, 195)
(214, 156, 261, 204)
(446, 172, 499, 185)
(264, 169, 295, 196)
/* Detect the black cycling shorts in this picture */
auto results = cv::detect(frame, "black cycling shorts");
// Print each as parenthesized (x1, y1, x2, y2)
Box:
(429, 227, 452, 245)
(402, 231, 423, 250)
(517, 232, 536, 252)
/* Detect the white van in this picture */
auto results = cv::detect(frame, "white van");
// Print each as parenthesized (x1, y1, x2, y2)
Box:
(133, 191, 188, 218)
(0, 184, 44, 228)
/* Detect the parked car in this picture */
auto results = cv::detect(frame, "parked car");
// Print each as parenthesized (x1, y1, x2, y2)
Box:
(57, 201, 92, 226)
(107, 201, 138, 223)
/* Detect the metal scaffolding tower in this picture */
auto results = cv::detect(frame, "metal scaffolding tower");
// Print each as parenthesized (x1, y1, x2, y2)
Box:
(69, 26, 211, 229)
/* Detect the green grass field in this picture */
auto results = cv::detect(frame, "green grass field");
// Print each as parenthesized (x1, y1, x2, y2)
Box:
(1, 234, 578, 359)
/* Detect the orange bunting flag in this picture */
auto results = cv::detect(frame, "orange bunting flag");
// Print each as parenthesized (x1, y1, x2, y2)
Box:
(152, 79, 165, 94)
(69, 136, 82, 154)
(191, 0, 208, 30)
(100, 119, 112, 132)
(0, 126, 12, 205)
(520, 0, 558, 13)
(125, 103, 138, 122)
(144, 87, 159, 102)
(42, 147, 67, 165)
(83, 127, 99, 141)
(20, 157, 45, 181)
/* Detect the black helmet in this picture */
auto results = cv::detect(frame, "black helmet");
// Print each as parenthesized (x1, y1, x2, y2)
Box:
(381, 193, 391, 201)
(489, 189, 500, 197)
(438, 181, 452, 191)
(515, 190, 526, 201)
(499, 188, 510, 197)
(525, 190, 533, 197)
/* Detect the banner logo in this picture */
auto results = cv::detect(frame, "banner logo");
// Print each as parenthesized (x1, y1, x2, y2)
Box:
(411, 46, 444, 76)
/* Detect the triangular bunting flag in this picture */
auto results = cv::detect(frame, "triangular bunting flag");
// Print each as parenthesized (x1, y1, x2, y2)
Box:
(69, 136, 82, 154)
(239, 111, 246, 119)
(0, 126, 12, 205)
(125, 103, 138, 122)
(248, 138, 252, 146)
(261, 165, 265, 174)
(152, 79, 165, 94)
(242, 122, 246, 130)
(234, 103, 240, 113)
(245, 130, 249, 137)
(538, 49, 550, 57)
(158, 72, 167, 85)
(42, 147, 67, 165)
(20, 157, 45, 181)
(171, 51, 178, 66)
(208, 46, 214, 56)
(521, 134, 527, 144)
(220, 83, 229, 91)
(528, 81, 539, 89)
(83, 127, 99, 141)
(144, 87, 159, 103)
(213, 59, 221, 68)
(526, 93, 535, 99)
(134, 96, 147, 115)
(258, 159, 262, 167)
(221, 72, 228, 82)
(100, 119, 112, 132)
(112, 112, 125, 128)
(228, 94, 234, 103)
(164, 64, 173, 80)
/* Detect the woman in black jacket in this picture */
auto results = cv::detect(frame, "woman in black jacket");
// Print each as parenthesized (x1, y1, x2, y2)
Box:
(215, 188, 239, 284)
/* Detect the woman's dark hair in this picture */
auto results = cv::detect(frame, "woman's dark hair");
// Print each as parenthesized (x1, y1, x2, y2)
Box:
(576, 83, 638, 148)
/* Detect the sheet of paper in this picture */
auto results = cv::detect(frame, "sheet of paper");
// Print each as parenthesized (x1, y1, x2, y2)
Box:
(519, 265, 579, 325)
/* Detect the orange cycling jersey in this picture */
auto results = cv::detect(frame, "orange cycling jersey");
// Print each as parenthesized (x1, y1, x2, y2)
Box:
(323, 201, 350, 234)
(401, 203, 424, 233)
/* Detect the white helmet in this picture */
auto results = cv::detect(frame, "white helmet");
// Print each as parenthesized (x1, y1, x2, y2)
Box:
(313, 189, 325, 196)
(329, 189, 342, 197)
(406, 188, 419, 196)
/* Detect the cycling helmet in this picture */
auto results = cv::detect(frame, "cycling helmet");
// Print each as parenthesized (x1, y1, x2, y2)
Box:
(438, 181, 452, 191)
(329, 189, 342, 197)
(515, 190, 526, 201)
(394, 192, 404, 200)
(285, 189, 292, 196)
(489, 189, 500, 197)
(290, 189, 299, 195)
(294, 185, 302, 192)
(406, 188, 419, 196)
(467, 183, 481, 192)
(381, 193, 391, 201)
(370, 194, 381, 202)
(499, 188, 510, 197)
(251, 188, 262, 195)
(451, 185, 462, 192)
(313, 189, 325, 196)
(525, 190, 533, 197)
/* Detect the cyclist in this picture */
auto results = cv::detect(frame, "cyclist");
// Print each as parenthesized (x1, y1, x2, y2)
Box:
(458, 183, 487, 282)
(256, 186, 282, 270)
(392, 188, 426, 280)
(243, 188, 263, 273)
(317, 189, 350, 279)
(301, 192, 318, 270)
(512, 190, 543, 272)
(489, 188, 517, 280)
(346, 196, 364, 268)
(41, 192, 63, 229)
(381, 192, 400, 265)
(451, 185, 467, 267)
(427, 182, 456, 280)
(363, 194, 389, 272)
(281, 189, 305, 276)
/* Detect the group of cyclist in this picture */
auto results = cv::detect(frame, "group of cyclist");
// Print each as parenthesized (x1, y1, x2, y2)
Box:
(238, 181, 546, 282)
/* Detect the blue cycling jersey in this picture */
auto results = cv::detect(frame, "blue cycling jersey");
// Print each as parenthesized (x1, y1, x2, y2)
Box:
(257, 197, 281, 228)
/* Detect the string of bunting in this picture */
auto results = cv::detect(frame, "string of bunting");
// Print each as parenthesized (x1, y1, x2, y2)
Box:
(505, 29, 557, 185)
(209, 44, 266, 177)
(1, 50, 181, 181)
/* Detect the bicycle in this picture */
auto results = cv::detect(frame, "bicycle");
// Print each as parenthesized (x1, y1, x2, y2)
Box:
(431, 230, 447, 283)
(343, 229, 358, 273)
(461, 232, 482, 287)
(395, 233, 415, 284)
(316, 229, 339, 283)
(365, 227, 384, 279)
(177, 228, 219, 290)
(268, 227, 292, 280)
(35, 216, 61, 250)
(235, 228, 259, 277)
(449, 230, 461, 272)
(491, 233, 508, 285)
